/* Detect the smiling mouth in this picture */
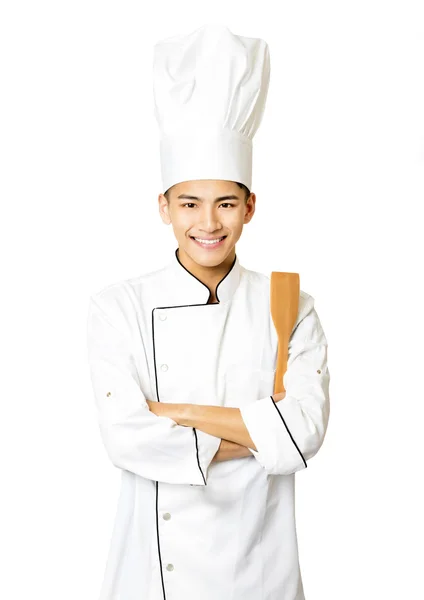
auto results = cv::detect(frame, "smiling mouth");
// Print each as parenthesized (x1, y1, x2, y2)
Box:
(190, 235, 227, 246)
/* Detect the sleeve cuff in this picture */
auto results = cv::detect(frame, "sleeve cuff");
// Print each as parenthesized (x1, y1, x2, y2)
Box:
(189, 429, 222, 486)
(240, 395, 307, 474)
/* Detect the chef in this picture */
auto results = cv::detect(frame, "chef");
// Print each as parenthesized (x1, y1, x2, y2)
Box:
(87, 23, 331, 600)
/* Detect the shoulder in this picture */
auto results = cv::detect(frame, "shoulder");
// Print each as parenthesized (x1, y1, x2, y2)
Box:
(242, 265, 321, 340)
(89, 259, 171, 300)
(87, 264, 165, 325)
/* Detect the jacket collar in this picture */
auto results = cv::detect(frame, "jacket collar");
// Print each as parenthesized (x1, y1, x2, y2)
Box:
(166, 247, 242, 305)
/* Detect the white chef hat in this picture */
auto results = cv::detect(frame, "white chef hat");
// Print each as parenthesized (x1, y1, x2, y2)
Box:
(153, 23, 271, 193)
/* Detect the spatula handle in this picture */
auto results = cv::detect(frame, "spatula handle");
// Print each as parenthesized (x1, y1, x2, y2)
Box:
(274, 339, 288, 394)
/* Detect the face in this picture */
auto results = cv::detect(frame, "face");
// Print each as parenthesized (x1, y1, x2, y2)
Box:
(158, 179, 256, 269)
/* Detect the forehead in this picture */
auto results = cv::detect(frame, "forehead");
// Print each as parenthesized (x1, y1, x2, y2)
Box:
(171, 179, 239, 196)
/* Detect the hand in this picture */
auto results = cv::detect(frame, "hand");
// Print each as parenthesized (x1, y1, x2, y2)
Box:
(272, 391, 286, 402)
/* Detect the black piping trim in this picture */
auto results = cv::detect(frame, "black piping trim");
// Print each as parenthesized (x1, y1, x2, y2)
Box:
(151, 249, 238, 598)
(151, 307, 167, 598)
(269, 395, 307, 469)
(155, 477, 167, 600)
(193, 428, 207, 484)
(175, 247, 237, 304)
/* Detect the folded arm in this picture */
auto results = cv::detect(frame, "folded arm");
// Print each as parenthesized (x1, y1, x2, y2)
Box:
(240, 295, 331, 475)
(86, 293, 222, 486)
(147, 400, 258, 450)
(146, 393, 287, 451)
(150, 294, 330, 476)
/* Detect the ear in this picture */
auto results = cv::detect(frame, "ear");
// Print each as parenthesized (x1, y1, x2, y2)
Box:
(244, 193, 256, 223)
(158, 193, 172, 225)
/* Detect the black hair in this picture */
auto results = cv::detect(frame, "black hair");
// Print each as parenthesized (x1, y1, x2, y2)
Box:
(235, 182, 251, 203)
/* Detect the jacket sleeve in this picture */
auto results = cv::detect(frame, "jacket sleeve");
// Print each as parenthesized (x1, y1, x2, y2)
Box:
(86, 293, 221, 486)
(239, 294, 330, 475)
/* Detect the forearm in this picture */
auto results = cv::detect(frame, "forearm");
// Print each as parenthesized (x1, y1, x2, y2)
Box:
(147, 395, 285, 451)
(146, 400, 256, 450)
(212, 438, 253, 462)
(179, 404, 257, 450)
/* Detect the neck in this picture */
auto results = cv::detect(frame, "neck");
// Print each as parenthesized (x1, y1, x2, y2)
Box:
(176, 246, 235, 293)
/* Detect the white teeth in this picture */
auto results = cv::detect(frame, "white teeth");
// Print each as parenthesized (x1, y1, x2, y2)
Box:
(193, 236, 225, 245)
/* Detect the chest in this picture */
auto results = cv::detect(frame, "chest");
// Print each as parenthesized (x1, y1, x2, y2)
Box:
(130, 283, 279, 408)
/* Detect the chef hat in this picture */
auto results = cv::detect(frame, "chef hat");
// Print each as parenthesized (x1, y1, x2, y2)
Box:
(153, 23, 271, 193)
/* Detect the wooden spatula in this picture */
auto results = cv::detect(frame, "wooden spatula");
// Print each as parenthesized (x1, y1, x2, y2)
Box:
(270, 272, 300, 394)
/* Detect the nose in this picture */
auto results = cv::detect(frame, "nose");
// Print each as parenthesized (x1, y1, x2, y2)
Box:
(198, 206, 224, 233)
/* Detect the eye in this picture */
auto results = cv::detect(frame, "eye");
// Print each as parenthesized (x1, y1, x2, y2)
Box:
(181, 202, 235, 208)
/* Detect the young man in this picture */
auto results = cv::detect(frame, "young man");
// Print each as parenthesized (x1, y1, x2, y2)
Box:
(87, 24, 330, 600)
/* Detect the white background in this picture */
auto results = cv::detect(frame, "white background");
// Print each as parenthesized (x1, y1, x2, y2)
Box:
(1, 1, 423, 598)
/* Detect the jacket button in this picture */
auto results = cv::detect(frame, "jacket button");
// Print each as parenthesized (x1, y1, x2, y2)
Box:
(159, 313, 167, 321)
(106, 392, 111, 397)
(163, 512, 171, 520)
(317, 369, 321, 374)
(161, 364, 168, 372)
(166, 563, 174, 571)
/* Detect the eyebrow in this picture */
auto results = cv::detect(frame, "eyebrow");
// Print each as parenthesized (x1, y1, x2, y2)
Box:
(177, 194, 240, 202)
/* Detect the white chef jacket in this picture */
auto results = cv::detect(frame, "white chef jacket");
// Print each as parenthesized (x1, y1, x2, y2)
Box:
(86, 248, 330, 600)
